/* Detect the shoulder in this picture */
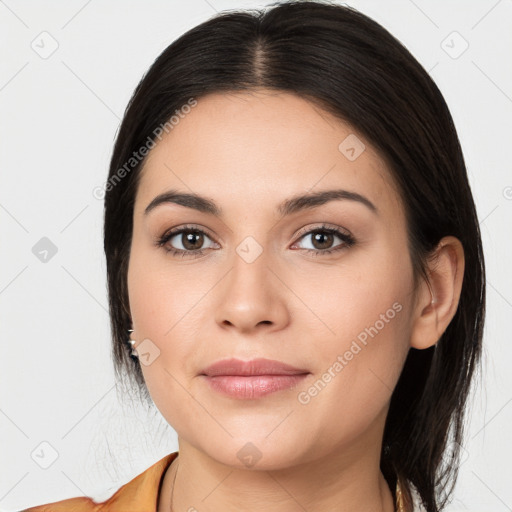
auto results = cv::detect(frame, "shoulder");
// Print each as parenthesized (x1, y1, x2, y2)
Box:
(21, 452, 179, 512)
(21, 496, 100, 512)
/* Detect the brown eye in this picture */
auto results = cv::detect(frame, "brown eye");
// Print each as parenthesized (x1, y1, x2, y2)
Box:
(292, 225, 355, 255)
(310, 231, 335, 250)
(156, 226, 218, 257)
(180, 231, 205, 250)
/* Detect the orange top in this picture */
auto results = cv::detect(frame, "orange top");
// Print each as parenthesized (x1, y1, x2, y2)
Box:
(21, 451, 178, 512)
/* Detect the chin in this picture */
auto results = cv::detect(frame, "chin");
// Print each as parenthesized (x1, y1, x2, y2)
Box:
(196, 433, 310, 471)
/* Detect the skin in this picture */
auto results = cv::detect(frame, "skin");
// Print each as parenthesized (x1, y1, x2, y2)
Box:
(127, 89, 465, 512)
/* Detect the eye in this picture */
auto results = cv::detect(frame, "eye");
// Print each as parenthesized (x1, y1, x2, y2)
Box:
(155, 223, 355, 258)
(155, 225, 219, 258)
(291, 224, 355, 255)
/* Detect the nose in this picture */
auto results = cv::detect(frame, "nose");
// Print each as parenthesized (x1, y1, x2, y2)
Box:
(214, 242, 290, 334)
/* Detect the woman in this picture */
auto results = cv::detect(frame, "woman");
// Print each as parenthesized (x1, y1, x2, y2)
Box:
(23, 1, 485, 511)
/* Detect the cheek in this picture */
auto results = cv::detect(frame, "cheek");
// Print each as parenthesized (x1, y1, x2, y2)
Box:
(127, 239, 209, 340)
(293, 248, 413, 444)
(303, 244, 407, 342)
(293, 239, 412, 347)
(127, 249, 209, 420)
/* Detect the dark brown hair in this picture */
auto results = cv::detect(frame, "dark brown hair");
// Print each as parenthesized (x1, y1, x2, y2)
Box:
(103, 2, 485, 510)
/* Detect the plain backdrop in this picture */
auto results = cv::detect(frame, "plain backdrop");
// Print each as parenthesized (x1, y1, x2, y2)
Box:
(0, 1, 511, 510)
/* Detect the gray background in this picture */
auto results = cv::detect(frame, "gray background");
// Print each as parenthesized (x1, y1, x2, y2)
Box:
(1, 0, 511, 510)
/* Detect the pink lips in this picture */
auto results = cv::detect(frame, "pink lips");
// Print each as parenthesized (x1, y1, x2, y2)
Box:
(200, 358, 310, 400)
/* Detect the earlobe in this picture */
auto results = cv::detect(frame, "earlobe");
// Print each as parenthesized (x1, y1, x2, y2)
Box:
(410, 236, 465, 350)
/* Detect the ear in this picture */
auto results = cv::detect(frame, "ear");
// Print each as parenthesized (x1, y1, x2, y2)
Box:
(410, 236, 465, 350)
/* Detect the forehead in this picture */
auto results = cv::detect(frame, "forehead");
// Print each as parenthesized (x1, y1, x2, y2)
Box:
(135, 89, 403, 219)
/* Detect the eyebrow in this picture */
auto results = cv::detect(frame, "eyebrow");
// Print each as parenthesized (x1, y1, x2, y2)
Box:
(144, 188, 378, 218)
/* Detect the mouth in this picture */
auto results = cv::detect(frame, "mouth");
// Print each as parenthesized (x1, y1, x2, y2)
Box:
(199, 358, 310, 399)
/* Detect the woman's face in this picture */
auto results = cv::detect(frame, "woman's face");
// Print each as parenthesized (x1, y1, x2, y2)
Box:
(128, 89, 418, 469)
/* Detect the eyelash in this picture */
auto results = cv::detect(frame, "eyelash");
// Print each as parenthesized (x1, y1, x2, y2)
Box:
(155, 223, 356, 259)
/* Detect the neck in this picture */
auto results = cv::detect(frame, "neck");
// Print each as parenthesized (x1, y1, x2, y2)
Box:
(160, 441, 396, 512)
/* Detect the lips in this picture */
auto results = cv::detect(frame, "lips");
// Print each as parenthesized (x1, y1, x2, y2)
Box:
(200, 358, 310, 399)
(200, 357, 309, 377)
